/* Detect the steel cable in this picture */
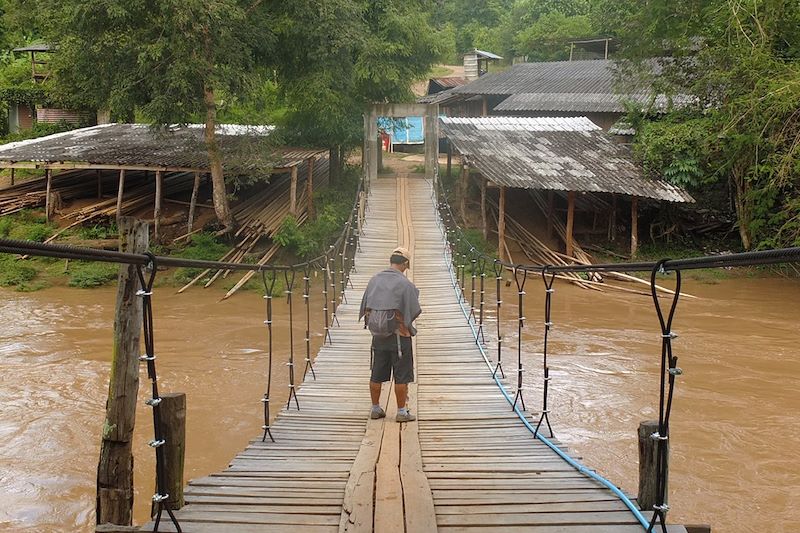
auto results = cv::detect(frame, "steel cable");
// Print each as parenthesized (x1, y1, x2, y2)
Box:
(135, 255, 181, 533)
(534, 267, 556, 438)
(260, 269, 277, 442)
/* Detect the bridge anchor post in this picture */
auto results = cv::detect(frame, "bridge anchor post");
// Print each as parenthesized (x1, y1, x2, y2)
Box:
(638, 419, 668, 515)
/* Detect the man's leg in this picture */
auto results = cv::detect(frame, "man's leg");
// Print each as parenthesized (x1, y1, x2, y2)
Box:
(370, 381, 383, 404)
(395, 383, 407, 409)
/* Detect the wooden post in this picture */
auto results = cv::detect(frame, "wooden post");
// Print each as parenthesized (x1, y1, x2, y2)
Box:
(376, 134, 383, 172)
(638, 420, 667, 514)
(498, 186, 506, 261)
(306, 157, 315, 220)
(45, 169, 52, 222)
(152, 393, 186, 514)
(459, 164, 469, 223)
(187, 171, 201, 234)
(609, 193, 617, 242)
(97, 169, 103, 199)
(446, 141, 452, 180)
(546, 191, 555, 239)
(96, 217, 148, 527)
(631, 196, 639, 257)
(116, 170, 126, 221)
(565, 191, 576, 258)
(480, 177, 487, 240)
(10, 168, 15, 186)
(289, 165, 298, 216)
(481, 96, 488, 117)
(154, 171, 163, 243)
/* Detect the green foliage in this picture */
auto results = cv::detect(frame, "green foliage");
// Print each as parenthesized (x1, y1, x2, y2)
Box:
(274, 169, 359, 259)
(514, 12, 593, 60)
(0, 254, 37, 288)
(0, 120, 82, 145)
(0, 211, 55, 241)
(634, 116, 717, 189)
(67, 261, 118, 288)
(170, 232, 231, 283)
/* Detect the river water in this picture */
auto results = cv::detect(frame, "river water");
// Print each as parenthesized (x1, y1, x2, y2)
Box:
(0, 276, 798, 532)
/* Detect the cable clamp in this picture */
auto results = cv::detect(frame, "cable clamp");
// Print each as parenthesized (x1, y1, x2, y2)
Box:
(541, 409, 550, 413)
(653, 503, 670, 512)
(650, 432, 668, 441)
(148, 439, 165, 448)
(261, 424, 270, 430)
(261, 397, 270, 403)
(135, 289, 152, 297)
(145, 398, 162, 407)
(668, 367, 683, 376)
(139, 355, 155, 362)
(518, 291, 526, 296)
(303, 294, 309, 299)
(286, 362, 294, 367)
(152, 493, 169, 503)
(288, 384, 295, 388)
(264, 320, 272, 325)
(662, 332, 678, 339)
(544, 376, 552, 381)
(545, 321, 553, 327)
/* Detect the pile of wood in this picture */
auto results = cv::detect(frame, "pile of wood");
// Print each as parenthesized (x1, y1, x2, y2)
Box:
(179, 157, 330, 299)
(0, 170, 122, 216)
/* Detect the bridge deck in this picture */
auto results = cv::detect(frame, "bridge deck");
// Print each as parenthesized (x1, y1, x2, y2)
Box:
(143, 176, 681, 532)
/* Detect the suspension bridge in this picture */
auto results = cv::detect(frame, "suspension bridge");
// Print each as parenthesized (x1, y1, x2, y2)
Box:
(136, 175, 686, 532)
(4, 171, 798, 532)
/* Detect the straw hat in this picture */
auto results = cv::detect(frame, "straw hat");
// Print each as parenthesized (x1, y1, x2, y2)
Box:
(391, 246, 411, 267)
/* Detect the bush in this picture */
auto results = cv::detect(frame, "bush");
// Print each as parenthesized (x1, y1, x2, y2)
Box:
(67, 262, 118, 288)
(0, 256, 37, 288)
(171, 232, 230, 284)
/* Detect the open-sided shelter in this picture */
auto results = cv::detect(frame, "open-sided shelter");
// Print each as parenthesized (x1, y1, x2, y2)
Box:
(0, 123, 328, 239)
(440, 116, 693, 258)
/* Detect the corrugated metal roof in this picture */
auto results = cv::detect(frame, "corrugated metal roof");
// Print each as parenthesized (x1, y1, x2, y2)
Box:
(13, 44, 53, 53)
(440, 116, 693, 203)
(440, 59, 693, 113)
(494, 92, 692, 113)
(0, 124, 326, 173)
(431, 77, 469, 89)
(471, 49, 503, 60)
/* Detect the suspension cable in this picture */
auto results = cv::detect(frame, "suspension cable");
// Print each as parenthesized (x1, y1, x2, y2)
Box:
(135, 254, 181, 533)
(260, 269, 277, 443)
(492, 259, 505, 379)
(284, 269, 299, 411)
(647, 260, 682, 532)
(477, 256, 487, 345)
(302, 264, 316, 381)
(534, 266, 556, 438)
(511, 266, 527, 411)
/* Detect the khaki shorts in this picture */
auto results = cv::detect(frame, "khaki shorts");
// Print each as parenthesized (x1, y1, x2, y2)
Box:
(370, 335, 414, 384)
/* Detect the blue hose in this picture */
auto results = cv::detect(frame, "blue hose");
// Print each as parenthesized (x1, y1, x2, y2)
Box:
(439, 227, 651, 530)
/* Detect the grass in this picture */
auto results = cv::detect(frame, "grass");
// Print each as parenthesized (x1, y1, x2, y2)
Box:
(67, 261, 119, 288)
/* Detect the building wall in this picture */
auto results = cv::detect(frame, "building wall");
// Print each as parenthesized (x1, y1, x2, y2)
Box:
(36, 107, 93, 126)
(9, 104, 35, 133)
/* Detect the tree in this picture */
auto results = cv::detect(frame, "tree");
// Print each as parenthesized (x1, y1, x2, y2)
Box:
(40, 0, 273, 234)
(267, 0, 443, 176)
(606, 0, 800, 249)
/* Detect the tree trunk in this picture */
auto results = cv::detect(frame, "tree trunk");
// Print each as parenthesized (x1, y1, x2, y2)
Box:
(204, 85, 235, 234)
(329, 146, 342, 184)
(732, 166, 752, 250)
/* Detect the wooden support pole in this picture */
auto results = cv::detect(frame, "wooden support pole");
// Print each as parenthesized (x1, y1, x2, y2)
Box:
(10, 168, 15, 186)
(154, 171, 163, 244)
(459, 164, 468, 224)
(187, 171, 201, 234)
(306, 157, 315, 220)
(631, 196, 639, 257)
(638, 420, 667, 514)
(480, 177, 488, 240)
(610, 193, 617, 242)
(96, 217, 148, 527)
(546, 190, 555, 239)
(45, 169, 52, 222)
(97, 169, 103, 199)
(565, 191, 576, 258)
(481, 96, 489, 117)
(116, 170, 126, 221)
(152, 393, 186, 514)
(289, 165, 298, 216)
(376, 135, 383, 172)
(498, 186, 506, 261)
(446, 140, 452, 180)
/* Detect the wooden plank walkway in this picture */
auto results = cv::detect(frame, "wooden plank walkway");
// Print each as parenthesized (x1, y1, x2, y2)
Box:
(143, 175, 683, 532)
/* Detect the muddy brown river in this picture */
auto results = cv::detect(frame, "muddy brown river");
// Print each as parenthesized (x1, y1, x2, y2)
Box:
(0, 276, 798, 532)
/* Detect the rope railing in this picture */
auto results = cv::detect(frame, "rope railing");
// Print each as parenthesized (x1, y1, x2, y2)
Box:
(433, 178, 800, 531)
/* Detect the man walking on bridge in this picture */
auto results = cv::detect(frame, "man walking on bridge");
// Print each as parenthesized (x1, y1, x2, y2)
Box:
(359, 246, 421, 422)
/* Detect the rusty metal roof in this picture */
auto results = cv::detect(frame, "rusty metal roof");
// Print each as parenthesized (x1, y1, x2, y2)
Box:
(431, 77, 469, 89)
(0, 124, 327, 173)
(440, 116, 693, 203)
